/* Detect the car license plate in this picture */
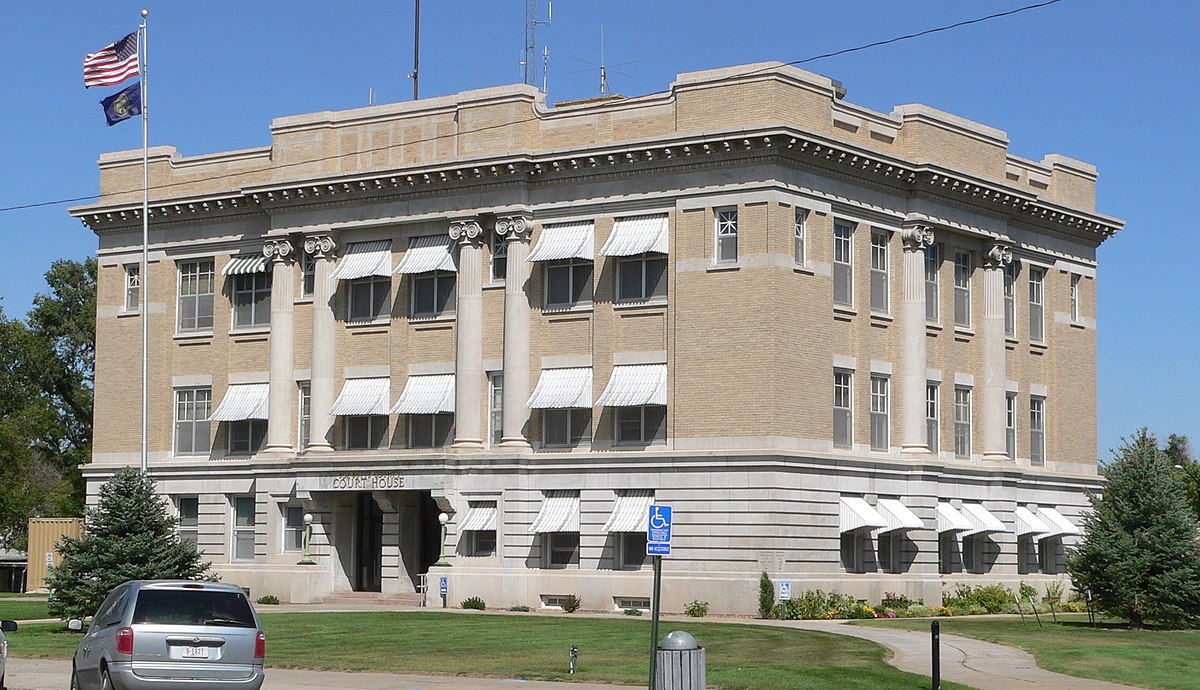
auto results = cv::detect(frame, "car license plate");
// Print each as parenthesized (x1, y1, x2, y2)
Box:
(182, 646, 209, 659)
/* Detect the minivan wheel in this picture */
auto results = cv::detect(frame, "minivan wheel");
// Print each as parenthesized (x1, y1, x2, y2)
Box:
(101, 666, 114, 690)
(69, 664, 80, 690)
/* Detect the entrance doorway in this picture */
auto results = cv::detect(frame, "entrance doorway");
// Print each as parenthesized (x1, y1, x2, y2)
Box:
(355, 493, 383, 592)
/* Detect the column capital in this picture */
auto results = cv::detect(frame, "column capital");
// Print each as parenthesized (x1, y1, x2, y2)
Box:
(985, 242, 1014, 269)
(303, 235, 337, 259)
(495, 215, 532, 242)
(449, 219, 484, 246)
(901, 224, 935, 251)
(263, 238, 296, 263)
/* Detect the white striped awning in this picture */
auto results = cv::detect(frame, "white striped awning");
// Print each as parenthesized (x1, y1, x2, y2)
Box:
(1036, 507, 1081, 539)
(209, 383, 269, 422)
(222, 254, 269, 276)
(839, 496, 888, 533)
(603, 490, 654, 533)
(391, 374, 456, 414)
(329, 377, 391, 416)
(526, 368, 593, 409)
(527, 221, 594, 262)
(961, 503, 1007, 537)
(330, 240, 392, 281)
(595, 364, 667, 407)
(599, 214, 669, 256)
(875, 499, 924, 534)
(459, 502, 497, 532)
(936, 503, 973, 534)
(529, 490, 580, 533)
(394, 235, 456, 275)
(1015, 506, 1052, 537)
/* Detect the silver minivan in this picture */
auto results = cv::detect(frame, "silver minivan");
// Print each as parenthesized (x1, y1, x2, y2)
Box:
(2, 619, 18, 690)
(71, 580, 264, 690)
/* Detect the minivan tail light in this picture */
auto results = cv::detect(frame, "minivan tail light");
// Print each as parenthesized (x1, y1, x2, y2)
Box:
(254, 630, 265, 659)
(116, 627, 134, 655)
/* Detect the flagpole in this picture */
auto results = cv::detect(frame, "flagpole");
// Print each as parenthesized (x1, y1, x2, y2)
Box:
(139, 8, 149, 474)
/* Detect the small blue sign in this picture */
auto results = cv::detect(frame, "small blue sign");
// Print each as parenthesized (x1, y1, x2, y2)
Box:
(439, 576, 448, 595)
(780, 581, 792, 601)
(647, 541, 671, 556)
(647, 505, 672, 544)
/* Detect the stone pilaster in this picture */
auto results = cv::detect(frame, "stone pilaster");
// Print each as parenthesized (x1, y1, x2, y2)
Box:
(304, 235, 337, 453)
(263, 239, 296, 453)
(496, 215, 532, 447)
(982, 243, 1013, 462)
(450, 220, 484, 448)
(901, 224, 935, 456)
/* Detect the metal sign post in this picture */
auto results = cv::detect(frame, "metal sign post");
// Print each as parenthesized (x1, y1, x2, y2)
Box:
(646, 505, 672, 689)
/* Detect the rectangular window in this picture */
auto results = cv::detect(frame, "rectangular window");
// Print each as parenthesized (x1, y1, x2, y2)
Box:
(490, 233, 508, 282)
(1070, 274, 1080, 323)
(1004, 263, 1017, 337)
(177, 259, 215, 332)
(1006, 393, 1017, 461)
(545, 259, 593, 309)
(715, 207, 738, 263)
(544, 532, 579, 568)
(124, 264, 140, 312)
(833, 222, 853, 306)
(926, 383, 939, 453)
(953, 251, 971, 328)
(840, 531, 864, 573)
(616, 254, 667, 302)
(543, 409, 592, 447)
(938, 532, 958, 575)
(619, 533, 648, 570)
(348, 275, 390, 322)
(1029, 268, 1045, 342)
(284, 505, 304, 552)
(233, 496, 256, 561)
(954, 387, 972, 459)
(175, 387, 212, 455)
(1030, 397, 1046, 465)
(616, 406, 666, 445)
(870, 230, 889, 313)
(870, 375, 889, 451)
(345, 415, 388, 450)
(232, 273, 272, 329)
(833, 370, 852, 448)
(177, 497, 199, 545)
(297, 382, 311, 451)
(228, 420, 267, 455)
(794, 209, 807, 265)
(925, 245, 939, 322)
(465, 529, 497, 557)
(300, 252, 315, 299)
(413, 271, 456, 318)
(963, 534, 988, 574)
(489, 374, 503, 448)
(410, 413, 454, 448)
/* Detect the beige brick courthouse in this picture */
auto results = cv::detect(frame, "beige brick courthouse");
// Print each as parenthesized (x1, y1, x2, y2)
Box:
(73, 63, 1122, 612)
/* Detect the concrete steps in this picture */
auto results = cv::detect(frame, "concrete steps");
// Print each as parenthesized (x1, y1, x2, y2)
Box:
(320, 590, 426, 608)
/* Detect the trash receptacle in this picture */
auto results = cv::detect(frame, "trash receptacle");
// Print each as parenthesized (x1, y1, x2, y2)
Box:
(655, 630, 706, 690)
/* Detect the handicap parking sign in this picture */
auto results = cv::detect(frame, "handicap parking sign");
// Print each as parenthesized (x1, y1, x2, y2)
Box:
(780, 581, 792, 601)
(439, 576, 448, 595)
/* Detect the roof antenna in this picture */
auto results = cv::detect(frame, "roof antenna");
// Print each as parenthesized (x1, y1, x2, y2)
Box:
(368, 87, 376, 106)
(599, 25, 609, 96)
(523, 0, 551, 88)
(542, 45, 550, 94)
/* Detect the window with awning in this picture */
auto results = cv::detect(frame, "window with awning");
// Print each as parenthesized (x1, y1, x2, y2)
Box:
(1035, 507, 1081, 539)
(960, 503, 1007, 537)
(222, 254, 269, 276)
(330, 240, 392, 281)
(603, 490, 654, 533)
(875, 498, 924, 534)
(839, 496, 888, 533)
(936, 502, 974, 533)
(527, 368, 593, 409)
(459, 501, 498, 532)
(209, 383, 269, 422)
(527, 221, 594, 262)
(329, 377, 391, 416)
(529, 490, 580, 533)
(599, 214, 669, 256)
(391, 374, 455, 414)
(394, 235, 456, 275)
(1015, 506, 1051, 537)
(596, 364, 667, 407)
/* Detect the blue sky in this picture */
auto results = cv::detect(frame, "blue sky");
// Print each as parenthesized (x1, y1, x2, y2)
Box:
(0, 1, 1193, 458)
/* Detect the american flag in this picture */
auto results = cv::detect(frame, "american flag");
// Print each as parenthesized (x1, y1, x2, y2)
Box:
(83, 31, 140, 88)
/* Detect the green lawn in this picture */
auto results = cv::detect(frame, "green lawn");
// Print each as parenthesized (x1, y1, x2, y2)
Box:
(0, 598, 49, 622)
(7, 611, 968, 690)
(856, 615, 1200, 690)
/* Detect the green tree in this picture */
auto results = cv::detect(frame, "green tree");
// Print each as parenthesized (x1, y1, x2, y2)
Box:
(758, 572, 775, 619)
(1068, 429, 1200, 628)
(47, 468, 213, 620)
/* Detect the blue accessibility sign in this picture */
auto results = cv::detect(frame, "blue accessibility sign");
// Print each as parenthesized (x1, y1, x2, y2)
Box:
(646, 504, 672, 556)
(439, 576, 448, 595)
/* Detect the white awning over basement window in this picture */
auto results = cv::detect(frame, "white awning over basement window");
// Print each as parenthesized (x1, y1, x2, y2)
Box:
(529, 490, 580, 533)
(839, 496, 888, 533)
(875, 499, 924, 534)
(330, 240, 392, 281)
(599, 214, 669, 256)
(526, 368, 593, 409)
(209, 383, 269, 421)
(394, 235, 456, 275)
(458, 502, 497, 532)
(1015, 506, 1051, 537)
(527, 221, 594, 262)
(936, 503, 973, 534)
(222, 254, 269, 276)
(595, 364, 667, 407)
(328, 377, 391, 416)
(961, 503, 1007, 537)
(391, 374, 456, 414)
(1036, 507, 1081, 540)
(603, 490, 654, 533)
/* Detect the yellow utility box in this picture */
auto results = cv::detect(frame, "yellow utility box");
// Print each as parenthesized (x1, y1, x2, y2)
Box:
(26, 518, 83, 592)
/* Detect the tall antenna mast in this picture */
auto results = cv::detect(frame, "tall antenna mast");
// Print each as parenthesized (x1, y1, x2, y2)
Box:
(599, 25, 609, 96)
(523, 0, 551, 88)
(410, 0, 421, 100)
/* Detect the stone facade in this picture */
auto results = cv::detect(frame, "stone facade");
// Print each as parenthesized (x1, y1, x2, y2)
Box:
(74, 62, 1122, 613)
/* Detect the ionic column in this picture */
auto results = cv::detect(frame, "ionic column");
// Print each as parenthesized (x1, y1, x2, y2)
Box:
(305, 235, 337, 453)
(496, 216, 532, 447)
(982, 243, 1013, 462)
(901, 224, 935, 456)
(451, 220, 484, 448)
(264, 239, 296, 453)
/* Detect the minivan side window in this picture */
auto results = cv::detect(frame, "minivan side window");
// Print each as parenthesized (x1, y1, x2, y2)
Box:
(90, 585, 129, 631)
